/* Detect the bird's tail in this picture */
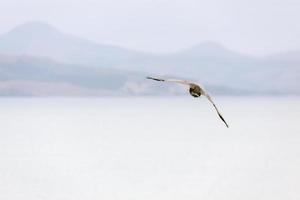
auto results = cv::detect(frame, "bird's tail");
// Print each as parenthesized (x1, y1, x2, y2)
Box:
(146, 76, 165, 82)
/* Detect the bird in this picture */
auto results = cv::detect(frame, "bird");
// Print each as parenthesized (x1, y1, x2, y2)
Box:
(147, 76, 229, 128)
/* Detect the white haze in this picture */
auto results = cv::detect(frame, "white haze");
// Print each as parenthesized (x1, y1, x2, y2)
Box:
(0, 0, 300, 55)
(0, 97, 300, 199)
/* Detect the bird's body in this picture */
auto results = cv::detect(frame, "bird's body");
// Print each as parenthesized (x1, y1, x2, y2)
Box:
(147, 76, 229, 128)
(189, 84, 203, 97)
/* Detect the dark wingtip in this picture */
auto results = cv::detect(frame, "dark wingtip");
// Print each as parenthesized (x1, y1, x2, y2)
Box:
(218, 113, 229, 128)
(146, 76, 164, 81)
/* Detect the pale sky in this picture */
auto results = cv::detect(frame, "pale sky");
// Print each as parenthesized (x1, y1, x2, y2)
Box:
(0, 0, 300, 55)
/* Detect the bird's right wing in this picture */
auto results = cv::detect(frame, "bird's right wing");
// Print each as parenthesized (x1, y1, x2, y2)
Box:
(147, 76, 191, 86)
(204, 92, 229, 128)
(146, 76, 165, 82)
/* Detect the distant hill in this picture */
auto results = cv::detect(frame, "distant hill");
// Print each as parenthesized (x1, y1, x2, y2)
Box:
(0, 22, 299, 96)
(117, 42, 300, 95)
(0, 55, 198, 96)
(0, 22, 143, 67)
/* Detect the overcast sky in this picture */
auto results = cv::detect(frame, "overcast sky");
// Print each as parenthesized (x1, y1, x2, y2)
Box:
(0, 0, 299, 55)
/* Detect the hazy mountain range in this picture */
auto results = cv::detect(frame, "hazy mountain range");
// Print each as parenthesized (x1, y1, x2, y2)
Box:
(0, 22, 299, 96)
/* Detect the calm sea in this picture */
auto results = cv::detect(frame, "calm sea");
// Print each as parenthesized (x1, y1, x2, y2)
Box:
(0, 97, 299, 199)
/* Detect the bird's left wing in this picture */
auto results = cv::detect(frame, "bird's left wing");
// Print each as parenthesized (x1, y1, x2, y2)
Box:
(204, 92, 229, 128)
(147, 76, 191, 86)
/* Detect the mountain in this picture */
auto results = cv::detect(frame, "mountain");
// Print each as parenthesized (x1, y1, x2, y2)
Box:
(0, 22, 299, 96)
(117, 43, 300, 94)
(0, 55, 196, 96)
(0, 22, 143, 67)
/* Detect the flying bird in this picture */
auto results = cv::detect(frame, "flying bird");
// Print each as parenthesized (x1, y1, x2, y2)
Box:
(147, 76, 229, 128)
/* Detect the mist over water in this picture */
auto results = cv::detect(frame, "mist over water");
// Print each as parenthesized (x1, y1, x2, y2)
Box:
(0, 97, 299, 199)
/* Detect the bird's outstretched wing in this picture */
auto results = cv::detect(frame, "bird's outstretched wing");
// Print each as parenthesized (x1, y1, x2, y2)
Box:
(147, 76, 191, 86)
(204, 92, 229, 128)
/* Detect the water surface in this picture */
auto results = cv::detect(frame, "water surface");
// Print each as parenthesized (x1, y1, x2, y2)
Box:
(0, 97, 299, 200)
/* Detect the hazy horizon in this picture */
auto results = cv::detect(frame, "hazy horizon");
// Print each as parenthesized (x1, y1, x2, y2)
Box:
(0, 19, 299, 97)
(1, 0, 300, 56)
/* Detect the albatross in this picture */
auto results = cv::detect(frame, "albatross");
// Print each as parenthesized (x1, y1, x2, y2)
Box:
(147, 76, 229, 128)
